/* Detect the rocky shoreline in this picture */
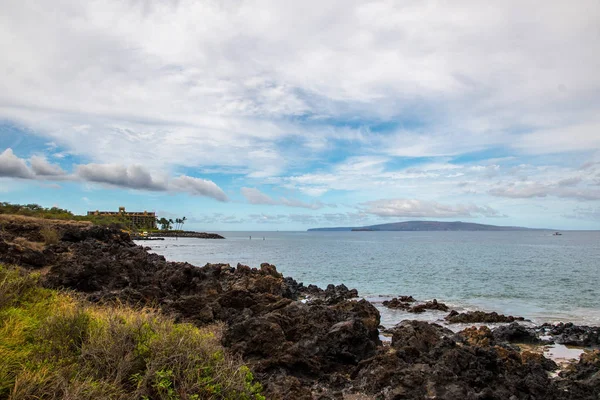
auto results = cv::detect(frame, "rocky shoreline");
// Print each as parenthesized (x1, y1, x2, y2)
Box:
(149, 230, 225, 239)
(1, 218, 599, 399)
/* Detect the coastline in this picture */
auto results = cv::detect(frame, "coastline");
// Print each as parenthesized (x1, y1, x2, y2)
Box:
(149, 230, 225, 239)
(143, 230, 600, 328)
(1, 217, 599, 399)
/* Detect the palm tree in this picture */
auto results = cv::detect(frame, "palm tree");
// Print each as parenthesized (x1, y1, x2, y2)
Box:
(157, 217, 171, 231)
(181, 216, 186, 231)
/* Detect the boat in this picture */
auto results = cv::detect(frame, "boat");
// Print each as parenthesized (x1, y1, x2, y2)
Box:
(553, 232, 562, 236)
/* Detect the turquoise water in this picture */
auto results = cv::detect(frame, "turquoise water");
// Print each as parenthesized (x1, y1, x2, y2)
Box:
(140, 230, 600, 327)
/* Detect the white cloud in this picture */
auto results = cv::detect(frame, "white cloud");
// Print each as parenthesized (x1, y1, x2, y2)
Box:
(563, 207, 600, 221)
(170, 175, 228, 202)
(0, 148, 228, 200)
(0, 0, 598, 177)
(77, 163, 228, 201)
(241, 187, 278, 205)
(30, 155, 66, 176)
(0, 148, 34, 179)
(77, 163, 165, 191)
(361, 199, 503, 218)
(489, 181, 600, 201)
(241, 187, 327, 209)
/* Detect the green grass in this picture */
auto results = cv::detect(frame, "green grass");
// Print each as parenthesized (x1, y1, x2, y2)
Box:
(0, 265, 264, 400)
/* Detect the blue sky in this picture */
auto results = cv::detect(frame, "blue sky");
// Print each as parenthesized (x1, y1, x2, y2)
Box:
(1, 0, 599, 230)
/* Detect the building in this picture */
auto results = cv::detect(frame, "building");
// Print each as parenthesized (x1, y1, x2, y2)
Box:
(87, 207, 156, 229)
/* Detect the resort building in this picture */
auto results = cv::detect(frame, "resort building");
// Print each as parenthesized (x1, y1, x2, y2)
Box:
(87, 207, 156, 229)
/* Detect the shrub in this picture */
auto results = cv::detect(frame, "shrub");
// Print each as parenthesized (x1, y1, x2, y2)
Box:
(0, 265, 264, 400)
(39, 226, 59, 245)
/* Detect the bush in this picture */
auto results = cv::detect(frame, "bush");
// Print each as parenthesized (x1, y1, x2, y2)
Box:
(0, 265, 264, 400)
(40, 226, 59, 245)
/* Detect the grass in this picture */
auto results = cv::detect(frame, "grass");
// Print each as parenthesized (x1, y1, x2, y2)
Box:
(0, 265, 264, 400)
(0, 214, 91, 228)
(8, 238, 45, 253)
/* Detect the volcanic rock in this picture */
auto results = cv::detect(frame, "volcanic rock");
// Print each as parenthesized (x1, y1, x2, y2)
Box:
(540, 322, 600, 347)
(408, 298, 449, 313)
(493, 322, 541, 344)
(445, 309, 525, 323)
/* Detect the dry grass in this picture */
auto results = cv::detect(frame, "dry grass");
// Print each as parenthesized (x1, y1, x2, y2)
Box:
(0, 265, 264, 400)
(10, 238, 45, 252)
(0, 214, 92, 227)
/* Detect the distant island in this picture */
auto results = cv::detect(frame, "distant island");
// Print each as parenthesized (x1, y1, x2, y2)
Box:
(308, 221, 547, 232)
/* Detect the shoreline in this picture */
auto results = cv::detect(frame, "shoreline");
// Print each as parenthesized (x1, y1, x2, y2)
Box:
(148, 230, 225, 239)
(1, 217, 599, 398)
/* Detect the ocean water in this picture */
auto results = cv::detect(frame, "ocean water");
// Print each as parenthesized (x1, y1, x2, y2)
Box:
(139, 230, 600, 328)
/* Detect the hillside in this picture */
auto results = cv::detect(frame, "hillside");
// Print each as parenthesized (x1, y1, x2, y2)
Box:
(308, 220, 543, 232)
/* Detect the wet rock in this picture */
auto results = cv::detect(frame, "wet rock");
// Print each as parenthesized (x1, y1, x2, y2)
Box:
(408, 298, 449, 313)
(445, 309, 525, 323)
(493, 322, 541, 344)
(382, 297, 411, 310)
(302, 283, 359, 305)
(557, 350, 600, 399)
(352, 320, 560, 400)
(540, 322, 600, 346)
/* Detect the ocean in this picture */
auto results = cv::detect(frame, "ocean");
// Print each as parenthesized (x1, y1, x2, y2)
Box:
(138, 230, 600, 328)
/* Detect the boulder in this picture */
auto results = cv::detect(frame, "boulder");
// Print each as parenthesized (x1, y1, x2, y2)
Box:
(445, 310, 525, 323)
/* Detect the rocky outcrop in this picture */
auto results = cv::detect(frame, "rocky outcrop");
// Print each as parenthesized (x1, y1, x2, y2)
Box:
(445, 309, 525, 323)
(408, 298, 449, 313)
(540, 323, 600, 347)
(493, 322, 542, 344)
(351, 320, 561, 400)
(301, 283, 359, 305)
(3, 217, 600, 399)
(3, 222, 376, 398)
(383, 297, 448, 313)
(558, 350, 600, 398)
(149, 231, 225, 239)
(382, 297, 411, 310)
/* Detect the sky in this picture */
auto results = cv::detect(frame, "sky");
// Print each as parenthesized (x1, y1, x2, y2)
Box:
(1, 0, 599, 231)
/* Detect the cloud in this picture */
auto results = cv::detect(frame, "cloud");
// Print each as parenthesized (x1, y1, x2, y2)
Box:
(489, 182, 600, 201)
(557, 177, 582, 187)
(0, 148, 34, 179)
(361, 199, 504, 218)
(241, 187, 327, 209)
(76, 164, 165, 191)
(1, 0, 599, 180)
(170, 175, 228, 202)
(77, 163, 228, 201)
(241, 187, 278, 205)
(0, 148, 228, 201)
(563, 207, 600, 221)
(1, 1, 600, 229)
(30, 155, 66, 176)
(0, 148, 66, 179)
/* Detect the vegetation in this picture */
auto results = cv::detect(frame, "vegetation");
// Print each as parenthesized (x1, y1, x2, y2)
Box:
(157, 217, 187, 232)
(157, 218, 173, 231)
(0, 202, 127, 227)
(0, 264, 264, 400)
